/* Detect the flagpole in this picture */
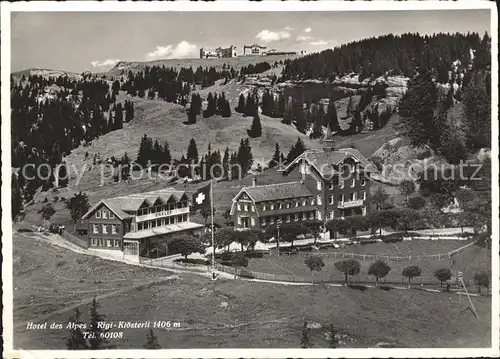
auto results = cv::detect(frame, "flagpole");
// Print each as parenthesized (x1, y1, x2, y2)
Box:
(210, 179, 215, 277)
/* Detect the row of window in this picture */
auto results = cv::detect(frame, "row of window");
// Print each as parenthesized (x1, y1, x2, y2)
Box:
(317, 178, 366, 191)
(92, 224, 119, 235)
(137, 202, 188, 216)
(329, 191, 367, 204)
(135, 214, 188, 231)
(260, 198, 313, 212)
(259, 211, 316, 226)
(91, 238, 121, 248)
(95, 210, 115, 219)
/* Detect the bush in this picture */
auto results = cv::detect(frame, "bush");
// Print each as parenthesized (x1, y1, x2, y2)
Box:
(244, 251, 264, 258)
(174, 258, 210, 265)
(473, 272, 489, 294)
(382, 234, 403, 243)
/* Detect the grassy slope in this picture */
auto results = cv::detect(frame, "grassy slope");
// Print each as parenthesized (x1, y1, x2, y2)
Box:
(247, 240, 490, 285)
(13, 233, 491, 349)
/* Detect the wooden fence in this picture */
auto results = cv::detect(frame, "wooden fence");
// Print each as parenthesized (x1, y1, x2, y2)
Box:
(277, 240, 477, 263)
(214, 263, 471, 286)
(61, 230, 89, 249)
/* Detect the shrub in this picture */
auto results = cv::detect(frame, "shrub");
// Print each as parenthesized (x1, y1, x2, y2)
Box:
(382, 234, 403, 243)
(473, 272, 489, 294)
(244, 251, 264, 258)
(232, 252, 249, 268)
(174, 258, 210, 265)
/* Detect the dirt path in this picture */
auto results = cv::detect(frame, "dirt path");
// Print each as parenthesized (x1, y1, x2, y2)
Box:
(15, 274, 177, 330)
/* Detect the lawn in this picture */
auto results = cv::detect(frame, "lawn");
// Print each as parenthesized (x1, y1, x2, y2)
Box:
(12, 232, 491, 350)
(246, 240, 490, 287)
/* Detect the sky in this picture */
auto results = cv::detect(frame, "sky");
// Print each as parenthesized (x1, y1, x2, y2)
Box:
(10, 10, 491, 73)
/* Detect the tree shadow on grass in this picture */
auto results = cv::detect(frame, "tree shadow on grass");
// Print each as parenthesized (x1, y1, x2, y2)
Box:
(346, 284, 368, 291)
(378, 286, 393, 291)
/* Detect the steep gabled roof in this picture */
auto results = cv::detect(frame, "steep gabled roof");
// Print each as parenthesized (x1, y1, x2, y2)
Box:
(284, 148, 377, 179)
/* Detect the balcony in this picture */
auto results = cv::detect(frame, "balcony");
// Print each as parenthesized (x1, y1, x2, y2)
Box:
(136, 207, 189, 222)
(338, 200, 364, 209)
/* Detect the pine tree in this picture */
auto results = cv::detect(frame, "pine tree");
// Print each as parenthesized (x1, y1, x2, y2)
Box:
(326, 99, 340, 132)
(143, 328, 161, 349)
(300, 321, 310, 348)
(66, 307, 88, 350)
(136, 134, 152, 167)
(286, 137, 306, 164)
(397, 71, 438, 147)
(88, 297, 109, 349)
(293, 100, 308, 134)
(58, 161, 69, 188)
(236, 138, 253, 176)
(12, 173, 23, 221)
(162, 141, 172, 165)
(269, 143, 281, 168)
(247, 113, 262, 138)
(350, 109, 362, 134)
(328, 324, 338, 348)
(463, 71, 491, 151)
(222, 147, 230, 179)
(187, 138, 199, 164)
(236, 93, 246, 113)
(282, 97, 294, 125)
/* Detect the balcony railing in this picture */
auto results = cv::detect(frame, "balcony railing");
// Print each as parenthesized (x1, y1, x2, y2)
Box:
(338, 199, 364, 209)
(136, 207, 189, 222)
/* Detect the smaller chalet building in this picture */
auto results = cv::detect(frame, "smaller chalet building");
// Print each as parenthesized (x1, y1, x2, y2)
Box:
(243, 44, 267, 56)
(230, 180, 316, 230)
(81, 188, 204, 260)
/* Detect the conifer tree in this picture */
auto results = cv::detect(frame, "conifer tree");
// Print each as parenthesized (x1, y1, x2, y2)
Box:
(236, 138, 254, 176)
(269, 143, 281, 168)
(463, 71, 491, 151)
(66, 307, 88, 350)
(282, 97, 294, 125)
(248, 113, 262, 138)
(294, 100, 308, 134)
(187, 138, 199, 164)
(88, 297, 109, 349)
(222, 147, 230, 178)
(397, 71, 438, 147)
(300, 321, 310, 348)
(236, 93, 246, 113)
(143, 328, 161, 349)
(326, 99, 340, 132)
(12, 173, 23, 221)
(162, 141, 172, 165)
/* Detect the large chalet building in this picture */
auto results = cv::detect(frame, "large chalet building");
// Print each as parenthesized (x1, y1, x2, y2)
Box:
(81, 188, 203, 260)
(230, 127, 375, 238)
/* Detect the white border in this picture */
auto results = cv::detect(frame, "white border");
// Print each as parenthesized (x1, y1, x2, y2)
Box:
(1, 1, 498, 359)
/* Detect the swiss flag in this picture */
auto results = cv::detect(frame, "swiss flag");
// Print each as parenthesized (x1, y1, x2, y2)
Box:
(192, 183, 211, 211)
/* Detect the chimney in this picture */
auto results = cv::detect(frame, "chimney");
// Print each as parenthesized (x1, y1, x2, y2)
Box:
(252, 177, 257, 187)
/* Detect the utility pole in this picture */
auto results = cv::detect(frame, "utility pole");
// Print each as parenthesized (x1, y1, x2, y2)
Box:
(276, 219, 282, 256)
(210, 179, 216, 280)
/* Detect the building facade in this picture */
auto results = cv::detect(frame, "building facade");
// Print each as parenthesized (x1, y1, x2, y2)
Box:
(230, 127, 375, 237)
(200, 46, 237, 59)
(81, 188, 204, 260)
(230, 179, 316, 230)
(243, 44, 267, 56)
(284, 127, 375, 235)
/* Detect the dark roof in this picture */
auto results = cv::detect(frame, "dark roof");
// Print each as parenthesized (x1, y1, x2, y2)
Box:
(82, 188, 191, 220)
(241, 182, 312, 203)
(285, 148, 377, 178)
